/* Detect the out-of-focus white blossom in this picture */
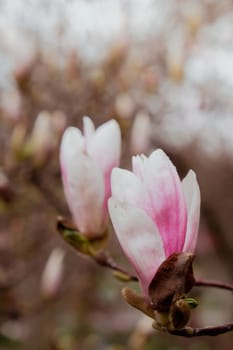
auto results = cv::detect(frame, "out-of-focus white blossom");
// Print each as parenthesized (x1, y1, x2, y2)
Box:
(28, 111, 55, 164)
(130, 111, 151, 155)
(115, 93, 134, 120)
(41, 248, 65, 300)
(0, 1, 233, 160)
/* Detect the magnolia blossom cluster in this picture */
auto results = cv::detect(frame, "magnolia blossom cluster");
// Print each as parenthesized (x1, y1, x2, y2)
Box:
(60, 117, 201, 297)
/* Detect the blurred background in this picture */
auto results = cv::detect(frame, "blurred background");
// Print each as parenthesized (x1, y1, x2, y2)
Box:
(0, 0, 233, 349)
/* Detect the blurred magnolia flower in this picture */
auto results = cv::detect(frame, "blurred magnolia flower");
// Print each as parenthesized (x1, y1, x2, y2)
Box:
(41, 248, 65, 300)
(115, 93, 134, 120)
(108, 149, 200, 296)
(60, 116, 121, 239)
(130, 111, 151, 155)
(166, 28, 185, 82)
(28, 111, 55, 164)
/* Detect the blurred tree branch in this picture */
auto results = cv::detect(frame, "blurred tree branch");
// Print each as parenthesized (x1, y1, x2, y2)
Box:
(169, 322, 233, 337)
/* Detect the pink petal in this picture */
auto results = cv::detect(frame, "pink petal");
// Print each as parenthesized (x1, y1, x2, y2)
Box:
(88, 119, 121, 216)
(60, 127, 105, 237)
(133, 149, 187, 257)
(108, 198, 165, 296)
(182, 170, 201, 253)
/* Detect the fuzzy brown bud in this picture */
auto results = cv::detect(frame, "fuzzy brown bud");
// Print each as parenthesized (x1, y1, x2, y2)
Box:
(169, 298, 191, 330)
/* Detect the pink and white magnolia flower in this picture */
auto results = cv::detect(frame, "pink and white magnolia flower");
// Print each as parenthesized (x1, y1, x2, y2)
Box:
(108, 149, 200, 296)
(60, 117, 121, 238)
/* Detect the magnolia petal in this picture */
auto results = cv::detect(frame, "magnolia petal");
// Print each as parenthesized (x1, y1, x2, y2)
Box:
(182, 170, 201, 253)
(132, 154, 148, 180)
(88, 119, 121, 215)
(88, 119, 121, 172)
(83, 116, 95, 143)
(69, 153, 105, 235)
(111, 168, 153, 218)
(61, 146, 105, 237)
(60, 127, 84, 165)
(60, 127, 84, 200)
(108, 198, 165, 296)
(135, 149, 187, 257)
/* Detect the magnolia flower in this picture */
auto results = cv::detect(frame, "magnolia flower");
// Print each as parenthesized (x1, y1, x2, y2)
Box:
(108, 149, 200, 296)
(60, 117, 121, 238)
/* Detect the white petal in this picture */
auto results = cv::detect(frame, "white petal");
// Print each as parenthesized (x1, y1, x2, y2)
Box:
(83, 116, 95, 142)
(86, 119, 121, 218)
(87, 119, 121, 174)
(111, 167, 153, 217)
(132, 154, 148, 180)
(60, 127, 84, 166)
(60, 127, 84, 204)
(108, 198, 165, 296)
(182, 170, 201, 253)
(60, 127, 105, 236)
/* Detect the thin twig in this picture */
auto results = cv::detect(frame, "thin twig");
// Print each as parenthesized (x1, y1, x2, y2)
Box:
(169, 322, 233, 337)
(91, 254, 233, 293)
(195, 279, 233, 292)
(93, 252, 138, 281)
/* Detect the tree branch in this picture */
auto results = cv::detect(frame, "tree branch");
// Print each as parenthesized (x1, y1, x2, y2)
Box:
(93, 252, 138, 281)
(92, 253, 233, 293)
(169, 322, 233, 337)
(195, 279, 233, 292)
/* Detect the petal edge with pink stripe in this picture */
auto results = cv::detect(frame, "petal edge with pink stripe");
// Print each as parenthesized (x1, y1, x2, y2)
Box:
(182, 170, 201, 253)
(108, 198, 165, 295)
(139, 149, 187, 257)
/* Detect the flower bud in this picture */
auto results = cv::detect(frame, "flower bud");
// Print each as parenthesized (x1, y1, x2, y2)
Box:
(121, 287, 154, 319)
(169, 299, 191, 330)
(60, 117, 121, 239)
